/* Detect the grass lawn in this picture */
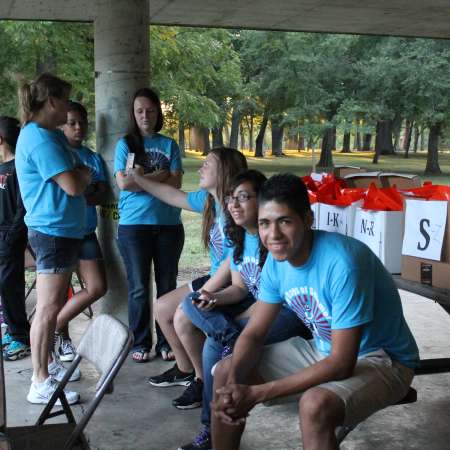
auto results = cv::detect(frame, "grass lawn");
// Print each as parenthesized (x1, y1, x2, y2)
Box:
(178, 149, 450, 271)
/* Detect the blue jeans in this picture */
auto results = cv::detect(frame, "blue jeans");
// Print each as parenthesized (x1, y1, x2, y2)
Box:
(200, 306, 312, 428)
(117, 224, 184, 352)
(182, 292, 256, 346)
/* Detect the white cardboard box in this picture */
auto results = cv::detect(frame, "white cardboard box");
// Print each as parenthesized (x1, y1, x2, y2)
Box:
(353, 208, 405, 273)
(402, 199, 448, 261)
(315, 201, 362, 236)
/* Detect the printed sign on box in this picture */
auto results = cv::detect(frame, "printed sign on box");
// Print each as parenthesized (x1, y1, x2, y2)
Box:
(402, 199, 448, 261)
(315, 201, 362, 236)
(353, 208, 405, 273)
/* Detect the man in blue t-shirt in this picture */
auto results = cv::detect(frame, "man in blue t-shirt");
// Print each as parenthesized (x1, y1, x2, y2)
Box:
(211, 173, 419, 450)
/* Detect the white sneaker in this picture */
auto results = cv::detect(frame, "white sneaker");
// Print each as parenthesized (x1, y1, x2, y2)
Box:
(27, 377, 80, 405)
(58, 338, 76, 362)
(48, 359, 82, 382)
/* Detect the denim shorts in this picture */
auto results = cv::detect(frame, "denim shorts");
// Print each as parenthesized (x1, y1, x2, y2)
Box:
(79, 232, 103, 261)
(28, 229, 81, 274)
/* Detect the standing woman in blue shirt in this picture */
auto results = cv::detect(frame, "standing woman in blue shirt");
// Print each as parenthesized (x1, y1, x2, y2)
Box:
(15, 73, 91, 405)
(57, 101, 108, 362)
(114, 88, 185, 363)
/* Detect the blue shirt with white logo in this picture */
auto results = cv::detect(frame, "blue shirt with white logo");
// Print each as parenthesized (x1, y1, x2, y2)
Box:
(15, 122, 86, 239)
(260, 230, 419, 368)
(187, 190, 229, 275)
(74, 145, 106, 235)
(230, 232, 261, 298)
(114, 134, 182, 225)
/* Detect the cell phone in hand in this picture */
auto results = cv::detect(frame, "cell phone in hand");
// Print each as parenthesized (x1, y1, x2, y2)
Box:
(126, 152, 135, 171)
(191, 291, 202, 303)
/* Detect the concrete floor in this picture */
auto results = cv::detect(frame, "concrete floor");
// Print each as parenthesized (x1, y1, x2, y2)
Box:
(3, 289, 450, 450)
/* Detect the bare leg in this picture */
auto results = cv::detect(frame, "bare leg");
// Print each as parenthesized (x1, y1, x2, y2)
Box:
(173, 307, 205, 379)
(156, 284, 194, 373)
(211, 358, 246, 450)
(32, 272, 72, 382)
(299, 387, 344, 450)
(56, 259, 107, 331)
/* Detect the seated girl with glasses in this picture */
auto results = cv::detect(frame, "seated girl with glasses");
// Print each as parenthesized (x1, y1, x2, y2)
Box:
(174, 170, 311, 450)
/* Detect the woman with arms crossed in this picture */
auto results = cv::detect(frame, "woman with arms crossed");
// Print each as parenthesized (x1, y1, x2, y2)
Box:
(16, 73, 91, 404)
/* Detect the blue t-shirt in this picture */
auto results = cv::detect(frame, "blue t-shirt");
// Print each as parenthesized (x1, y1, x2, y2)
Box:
(114, 134, 182, 225)
(75, 146, 106, 235)
(187, 190, 229, 275)
(260, 230, 419, 368)
(229, 232, 261, 298)
(15, 122, 86, 239)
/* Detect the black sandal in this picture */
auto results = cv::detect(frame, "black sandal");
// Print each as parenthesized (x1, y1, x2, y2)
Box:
(131, 349, 151, 363)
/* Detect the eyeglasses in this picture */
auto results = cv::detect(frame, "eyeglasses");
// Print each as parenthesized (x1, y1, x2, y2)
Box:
(225, 193, 256, 204)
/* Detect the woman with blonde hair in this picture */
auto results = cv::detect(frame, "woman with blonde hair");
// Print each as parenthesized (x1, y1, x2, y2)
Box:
(16, 73, 91, 405)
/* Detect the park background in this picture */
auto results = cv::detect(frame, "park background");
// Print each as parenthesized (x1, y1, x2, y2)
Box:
(1, 22, 449, 273)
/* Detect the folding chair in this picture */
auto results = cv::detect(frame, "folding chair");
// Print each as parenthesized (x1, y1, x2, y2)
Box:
(25, 245, 94, 322)
(0, 314, 133, 450)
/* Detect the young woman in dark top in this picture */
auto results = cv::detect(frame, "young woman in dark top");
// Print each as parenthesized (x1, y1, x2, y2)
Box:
(0, 116, 30, 361)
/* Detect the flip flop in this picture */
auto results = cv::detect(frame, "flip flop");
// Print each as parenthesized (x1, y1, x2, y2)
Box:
(160, 349, 175, 361)
(132, 349, 150, 363)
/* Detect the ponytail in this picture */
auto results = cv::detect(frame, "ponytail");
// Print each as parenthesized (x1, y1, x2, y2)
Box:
(18, 73, 71, 125)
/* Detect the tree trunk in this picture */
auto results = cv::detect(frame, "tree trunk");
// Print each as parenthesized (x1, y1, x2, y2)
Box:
(341, 132, 351, 153)
(249, 114, 254, 152)
(239, 123, 245, 151)
(271, 117, 284, 157)
(354, 131, 361, 151)
(201, 128, 211, 155)
(375, 120, 394, 156)
(403, 120, 412, 152)
(229, 108, 240, 149)
(420, 126, 425, 151)
(362, 133, 372, 151)
(318, 126, 335, 168)
(211, 126, 224, 148)
(392, 115, 402, 152)
(413, 125, 420, 153)
(298, 134, 305, 151)
(424, 123, 442, 175)
(255, 110, 269, 157)
(403, 120, 413, 159)
(178, 121, 185, 157)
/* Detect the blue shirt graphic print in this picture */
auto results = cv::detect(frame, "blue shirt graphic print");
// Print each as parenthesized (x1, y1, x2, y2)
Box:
(230, 232, 261, 298)
(187, 190, 229, 275)
(114, 134, 182, 225)
(284, 286, 331, 343)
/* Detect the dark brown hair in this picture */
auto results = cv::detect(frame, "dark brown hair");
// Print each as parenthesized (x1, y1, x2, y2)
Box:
(0, 117, 20, 153)
(124, 87, 163, 160)
(67, 101, 88, 124)
(224, 170, 268, 266)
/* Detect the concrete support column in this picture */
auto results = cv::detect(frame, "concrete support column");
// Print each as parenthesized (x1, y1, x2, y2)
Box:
(94, 0, 150, 323)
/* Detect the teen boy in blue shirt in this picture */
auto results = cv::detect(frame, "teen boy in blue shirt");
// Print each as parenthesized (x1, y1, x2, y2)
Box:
(211, 173, 419, 450)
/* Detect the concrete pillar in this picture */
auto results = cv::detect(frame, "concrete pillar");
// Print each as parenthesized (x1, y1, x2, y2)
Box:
(94, 0, 150, 323)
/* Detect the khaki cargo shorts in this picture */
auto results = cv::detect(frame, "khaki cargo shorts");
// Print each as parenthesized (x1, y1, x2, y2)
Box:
(258, 337, 414, 427)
